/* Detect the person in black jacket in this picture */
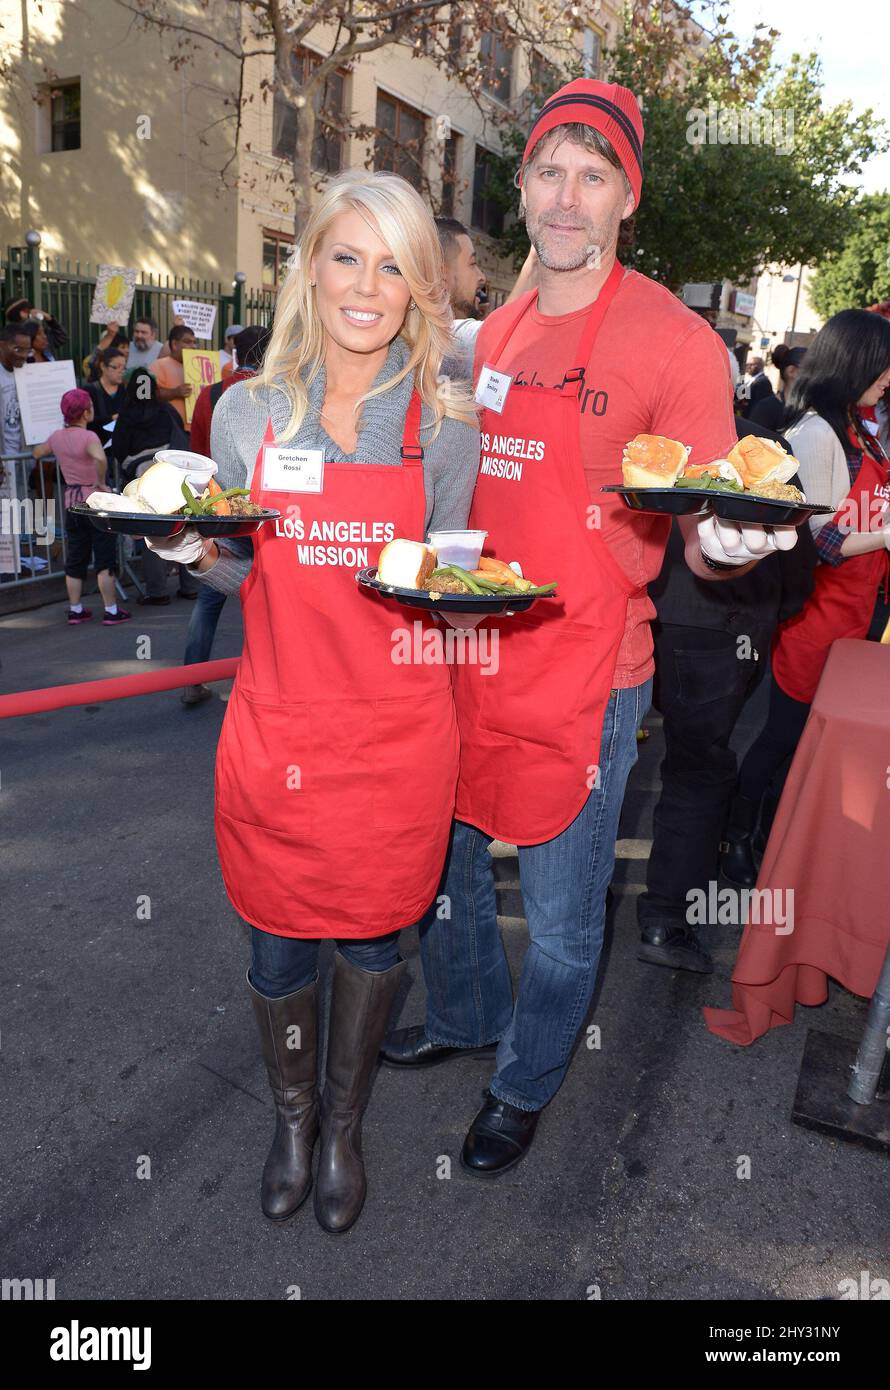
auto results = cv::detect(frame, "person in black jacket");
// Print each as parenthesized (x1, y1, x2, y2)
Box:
(86, 347, 127, 445)
(111, 369, 193, 605)
(111, 368, 189, 480)
(636, 420, 817, 974)
(748, 346, 807, 432)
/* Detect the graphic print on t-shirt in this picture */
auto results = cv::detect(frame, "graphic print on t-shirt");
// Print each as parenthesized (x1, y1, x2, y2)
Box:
(513, 368, 609, 420)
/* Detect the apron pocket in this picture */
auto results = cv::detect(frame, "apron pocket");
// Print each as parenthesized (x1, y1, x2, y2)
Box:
(476, 614, 603, 752)
(215, 690, 314, 836)
(371, 689, 458, 833)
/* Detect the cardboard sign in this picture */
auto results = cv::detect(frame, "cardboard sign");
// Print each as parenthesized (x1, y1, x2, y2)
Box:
(14, 360, 77, 446)
(173, 300, 218, 340)
(182, 349, 221, 425)
(90, 265, 138, 325)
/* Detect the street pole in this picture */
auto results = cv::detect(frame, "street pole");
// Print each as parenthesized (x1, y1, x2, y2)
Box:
(791, 263, 803, 335)
(25, 229, 42, 311)
(233, 271, 246, 332)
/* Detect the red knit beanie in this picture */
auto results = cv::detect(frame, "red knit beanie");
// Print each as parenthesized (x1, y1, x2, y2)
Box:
(520, 78, 644, 209)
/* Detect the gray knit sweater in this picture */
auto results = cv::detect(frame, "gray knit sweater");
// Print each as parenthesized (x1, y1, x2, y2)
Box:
(190, 336, 480, 593)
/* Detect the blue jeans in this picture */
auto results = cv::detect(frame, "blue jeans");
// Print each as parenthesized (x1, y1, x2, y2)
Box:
(184, 584, 227, 666)
(418, 679, 653, 1111)
(249, 926, 402, 997)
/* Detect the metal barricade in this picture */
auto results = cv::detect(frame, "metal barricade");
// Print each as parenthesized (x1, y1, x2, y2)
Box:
(0, 449, 132, 597)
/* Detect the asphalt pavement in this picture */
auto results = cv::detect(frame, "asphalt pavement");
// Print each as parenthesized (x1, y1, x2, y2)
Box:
(1, 585, 887, 1301)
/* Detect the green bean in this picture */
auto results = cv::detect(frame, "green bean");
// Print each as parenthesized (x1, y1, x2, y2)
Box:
(180, 480, 202, 516)
(440, 563, 488, 595)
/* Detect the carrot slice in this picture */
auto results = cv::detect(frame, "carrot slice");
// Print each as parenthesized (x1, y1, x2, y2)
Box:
(204, 477, 232, 514)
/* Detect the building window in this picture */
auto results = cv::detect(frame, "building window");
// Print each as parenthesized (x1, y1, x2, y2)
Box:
(583, 28, 603, 79)
(262, 230, 295, 288)
(374, 92, 426, 185)
(273, 48, 345, 174)
(472, 146, 504, 237)
(526, 50, 559, 119)
(48, 80, 81, 151)
(480, 30, 513, 103)
(441, 132, 460, 216)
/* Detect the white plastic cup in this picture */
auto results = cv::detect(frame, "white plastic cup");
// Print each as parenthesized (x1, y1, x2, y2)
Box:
(153, 449, 218, 489)
(427, 529, 488, 569)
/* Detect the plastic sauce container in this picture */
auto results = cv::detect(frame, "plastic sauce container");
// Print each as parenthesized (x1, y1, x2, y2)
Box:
(154, 449, 218, 489)
(427, 529, 488, 569)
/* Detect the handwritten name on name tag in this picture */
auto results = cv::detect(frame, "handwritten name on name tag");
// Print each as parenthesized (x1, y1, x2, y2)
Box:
(474, 366, 512, 415)
(262, 446, 325, 494)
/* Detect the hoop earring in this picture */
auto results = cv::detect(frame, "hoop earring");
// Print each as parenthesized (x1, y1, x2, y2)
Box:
(309, 281, 316, 287)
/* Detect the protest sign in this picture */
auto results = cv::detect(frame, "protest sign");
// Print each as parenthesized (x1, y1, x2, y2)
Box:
(15, 360, 77, 446)
(90, 265, 138, 325)
(182, 349, 221, 425)
(173, 300, 218, 340)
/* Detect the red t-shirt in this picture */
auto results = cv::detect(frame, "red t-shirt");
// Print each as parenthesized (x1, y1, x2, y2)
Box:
(473, 269, 737, 686)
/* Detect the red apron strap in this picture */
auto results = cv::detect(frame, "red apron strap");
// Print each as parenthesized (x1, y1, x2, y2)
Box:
(487, 261, 626, 383)
(487, 291, 538, 367)
(400, 389, 425, 462)
(262, 393, 423, 462)
(573, 259, 626, 367)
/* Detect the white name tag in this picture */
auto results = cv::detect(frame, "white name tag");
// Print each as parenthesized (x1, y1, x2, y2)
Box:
(261, 446, 325, 494)
(474, 366, 513, 415)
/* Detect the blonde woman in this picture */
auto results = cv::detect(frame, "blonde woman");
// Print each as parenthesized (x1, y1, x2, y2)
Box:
(145, 171, 479, 1233)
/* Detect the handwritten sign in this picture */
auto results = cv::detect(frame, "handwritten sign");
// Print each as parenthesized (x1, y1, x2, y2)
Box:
(182, 349, 221, 425)
(15, 360, 77, 446)
(90, 265, 138, 325)
(173, 300, 218, 340)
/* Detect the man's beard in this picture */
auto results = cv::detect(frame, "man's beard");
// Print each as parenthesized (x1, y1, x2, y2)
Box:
(452, 297, 481, 320)
(525, 205, 616, 272)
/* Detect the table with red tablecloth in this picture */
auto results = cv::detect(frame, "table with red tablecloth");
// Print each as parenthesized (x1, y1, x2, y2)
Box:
(704, 639, 890, 1046)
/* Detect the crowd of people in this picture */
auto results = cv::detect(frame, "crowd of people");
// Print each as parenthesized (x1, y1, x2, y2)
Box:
(3, 72, 889, 1236)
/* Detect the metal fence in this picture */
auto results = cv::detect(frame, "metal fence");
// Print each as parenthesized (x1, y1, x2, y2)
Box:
(0, 450, 141, 598)
(2, 241, 277, 379)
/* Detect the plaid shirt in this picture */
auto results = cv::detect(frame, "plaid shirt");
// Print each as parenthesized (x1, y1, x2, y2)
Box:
(813, 450, 862, 568)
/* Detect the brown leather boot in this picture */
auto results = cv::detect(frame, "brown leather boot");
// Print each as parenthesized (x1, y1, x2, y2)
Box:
(247, 969, 319, 1222)
(314, 952, 406, 1234)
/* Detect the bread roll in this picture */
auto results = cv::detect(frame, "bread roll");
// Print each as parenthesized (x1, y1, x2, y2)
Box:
(622, 434, 691, 488)
(727, 436, 798, 488)
(377, 539, 437, 589)
(136, 460, 198, 515)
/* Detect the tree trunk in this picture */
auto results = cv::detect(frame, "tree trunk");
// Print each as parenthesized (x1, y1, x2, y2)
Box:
(292, 103, 316, 243)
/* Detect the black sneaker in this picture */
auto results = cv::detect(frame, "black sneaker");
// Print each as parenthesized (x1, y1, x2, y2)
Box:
(102, 608, 132, 625)
(67, 607, 93, 625)
(137, 594, 171, 606)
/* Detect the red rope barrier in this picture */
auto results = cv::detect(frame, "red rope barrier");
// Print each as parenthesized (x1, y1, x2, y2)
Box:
(0, 658, 240, 719)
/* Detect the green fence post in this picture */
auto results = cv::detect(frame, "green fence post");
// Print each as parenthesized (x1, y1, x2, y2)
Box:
(25, 229, 42, 310)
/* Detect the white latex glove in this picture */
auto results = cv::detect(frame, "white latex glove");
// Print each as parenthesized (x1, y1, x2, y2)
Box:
(143, 527, 212, 566)
(439, 611, 487, 629)
(697, 514, 798, 566)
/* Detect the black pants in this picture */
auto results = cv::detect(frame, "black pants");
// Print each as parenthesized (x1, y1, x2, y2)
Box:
(638, 624, 768, 933)
(736, 677, 811, 810)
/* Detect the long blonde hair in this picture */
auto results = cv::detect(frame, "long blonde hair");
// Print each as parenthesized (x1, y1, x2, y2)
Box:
(249, 169, 478, 440)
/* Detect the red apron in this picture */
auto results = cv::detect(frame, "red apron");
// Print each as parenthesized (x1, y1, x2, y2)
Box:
(214, 393, 459, 938)
(772, 428, 890, 704)
(454, 260, 636, 846)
